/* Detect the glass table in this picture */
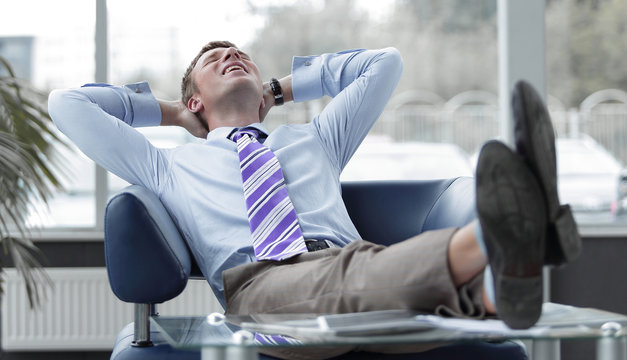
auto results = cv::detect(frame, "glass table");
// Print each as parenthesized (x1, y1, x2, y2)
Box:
(151, 303, 627, 360)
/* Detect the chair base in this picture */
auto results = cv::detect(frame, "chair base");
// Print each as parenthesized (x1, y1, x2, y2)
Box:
(327, 341, 528, 360)
(111, 322, 200, 360)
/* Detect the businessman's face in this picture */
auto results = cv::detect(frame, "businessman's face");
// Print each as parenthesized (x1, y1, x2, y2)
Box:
(187, 46, 263, 125)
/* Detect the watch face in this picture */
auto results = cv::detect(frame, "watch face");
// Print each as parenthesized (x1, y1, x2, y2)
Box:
(274, 94, 284, 106)
(270, 79, 284, 105)
(271, 79, 280, 91)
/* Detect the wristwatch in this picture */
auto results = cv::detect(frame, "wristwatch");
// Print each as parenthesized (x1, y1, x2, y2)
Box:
(269, 78, 284, 106)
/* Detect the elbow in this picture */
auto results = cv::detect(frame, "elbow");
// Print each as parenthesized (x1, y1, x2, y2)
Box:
(382, 47, 404, 79)
(373, 47, 403, 91)
(48, 89, 68, 130)
(48, 88, 81, 134)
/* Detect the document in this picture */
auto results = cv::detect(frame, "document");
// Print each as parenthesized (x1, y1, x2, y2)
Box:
(228, 303, 627, 339)
(231, 310, 435, 337)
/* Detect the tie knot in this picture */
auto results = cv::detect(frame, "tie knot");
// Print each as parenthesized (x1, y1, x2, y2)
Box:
(229, 127, 265, 142)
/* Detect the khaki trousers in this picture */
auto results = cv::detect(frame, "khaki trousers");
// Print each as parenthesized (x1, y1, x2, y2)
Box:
(222, 228, 486, 360)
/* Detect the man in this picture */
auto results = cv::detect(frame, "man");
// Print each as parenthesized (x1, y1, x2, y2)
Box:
(49, 41, 579, 359)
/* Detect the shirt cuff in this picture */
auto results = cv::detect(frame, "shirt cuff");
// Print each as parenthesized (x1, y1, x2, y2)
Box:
(291, 55, 323, 103)
(123, 82, 161, 127)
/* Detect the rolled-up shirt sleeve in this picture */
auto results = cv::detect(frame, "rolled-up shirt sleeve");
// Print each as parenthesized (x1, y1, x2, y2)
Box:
(48, 82, 168, 193)
(291, 48, 403, 171)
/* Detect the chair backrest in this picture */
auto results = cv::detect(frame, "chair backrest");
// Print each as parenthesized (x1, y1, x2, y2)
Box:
(341, 177, 475, 247)
(105, 186, 192, 302)
(104, 178, 476, 301)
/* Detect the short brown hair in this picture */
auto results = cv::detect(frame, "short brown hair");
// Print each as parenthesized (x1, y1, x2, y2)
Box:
(180, 40, 238, 105)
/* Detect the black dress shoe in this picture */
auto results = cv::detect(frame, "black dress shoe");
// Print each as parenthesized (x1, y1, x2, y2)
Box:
(476, 140, 546, 329)
(512, 80, 581, 266)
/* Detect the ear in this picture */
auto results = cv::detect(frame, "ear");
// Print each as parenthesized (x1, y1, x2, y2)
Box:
(187, 97, 204, 114)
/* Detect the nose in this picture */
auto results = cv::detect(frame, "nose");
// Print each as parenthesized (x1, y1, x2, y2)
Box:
(223, 47, 241, 61)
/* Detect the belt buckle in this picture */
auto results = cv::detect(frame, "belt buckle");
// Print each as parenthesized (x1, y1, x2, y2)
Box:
(305, 239, 330, 252)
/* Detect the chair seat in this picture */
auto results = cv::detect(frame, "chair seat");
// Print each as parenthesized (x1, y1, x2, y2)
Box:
(327, 341, 528, 360)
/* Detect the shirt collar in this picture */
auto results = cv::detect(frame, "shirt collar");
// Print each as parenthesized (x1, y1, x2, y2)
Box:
(206, 122, 269, 142)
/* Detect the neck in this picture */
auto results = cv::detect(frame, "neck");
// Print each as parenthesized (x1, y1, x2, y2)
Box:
(205, 101, 261, 131)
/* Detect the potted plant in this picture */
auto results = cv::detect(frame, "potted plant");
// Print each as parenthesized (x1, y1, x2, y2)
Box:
(0, 56, 67, 308)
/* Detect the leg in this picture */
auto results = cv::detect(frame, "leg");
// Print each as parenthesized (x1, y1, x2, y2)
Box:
(448, 222, 486, 287)
(224, 232, 487, 360)
(448, 222, 497, 315)
(223, 229, 486, 317)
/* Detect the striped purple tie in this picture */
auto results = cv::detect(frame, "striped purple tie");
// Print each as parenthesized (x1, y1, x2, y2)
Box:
(230, 128, 307, 261)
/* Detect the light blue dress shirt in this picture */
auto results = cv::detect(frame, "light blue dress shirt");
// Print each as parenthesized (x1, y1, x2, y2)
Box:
(49, 48, 403, 307)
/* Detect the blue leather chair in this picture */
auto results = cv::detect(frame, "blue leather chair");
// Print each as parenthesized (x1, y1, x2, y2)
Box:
(106, 177, 528, 360)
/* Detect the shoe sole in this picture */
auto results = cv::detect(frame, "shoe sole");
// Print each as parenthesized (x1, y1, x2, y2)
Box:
(512, 80, 581, 265)
(476, 141, 546, 329)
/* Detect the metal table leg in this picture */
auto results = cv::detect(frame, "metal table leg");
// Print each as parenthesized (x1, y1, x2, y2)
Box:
(200, 346, 257, 360)
(201, 347, 226, 360)
(597, 322, 627, 360)
(226, 344, 258, 360)
(228, 330, 257, 360)
(202, 313, 258, 360)
(201, 330, 257, 360)
(533, 339, 560, 360)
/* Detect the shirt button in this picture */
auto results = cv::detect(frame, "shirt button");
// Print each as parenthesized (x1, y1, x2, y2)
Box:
(135, 88, 141, 93)
(304, 61, 312, 66)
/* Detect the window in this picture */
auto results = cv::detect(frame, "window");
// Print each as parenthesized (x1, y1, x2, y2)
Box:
(1, 1, 96, 228)
(2, 0, 624, 231)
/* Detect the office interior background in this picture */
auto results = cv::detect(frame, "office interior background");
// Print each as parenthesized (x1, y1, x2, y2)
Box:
(1, 0, 627, 359)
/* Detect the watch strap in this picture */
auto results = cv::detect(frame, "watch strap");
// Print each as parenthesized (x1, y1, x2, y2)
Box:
(269, 78, 284, 106)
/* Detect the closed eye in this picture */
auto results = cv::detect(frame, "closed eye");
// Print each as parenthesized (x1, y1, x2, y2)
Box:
(203, 56, 218, 67)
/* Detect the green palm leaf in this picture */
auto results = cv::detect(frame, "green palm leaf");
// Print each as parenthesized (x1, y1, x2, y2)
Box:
(0, 56, 67, 308)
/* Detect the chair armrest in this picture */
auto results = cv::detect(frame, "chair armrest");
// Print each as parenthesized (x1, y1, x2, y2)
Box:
(422, 176, 476, 231)
(341, 179, 456, 246)
(341, 177, 476, 246)
(104, 185, 191, 303)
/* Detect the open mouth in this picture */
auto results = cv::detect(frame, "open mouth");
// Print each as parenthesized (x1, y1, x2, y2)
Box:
(223, 64, 246, 75)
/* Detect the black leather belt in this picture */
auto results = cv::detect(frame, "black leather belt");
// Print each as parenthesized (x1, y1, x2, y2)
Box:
(305, 239, 331, 252)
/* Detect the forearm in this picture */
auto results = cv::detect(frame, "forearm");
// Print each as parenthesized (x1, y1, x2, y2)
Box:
(261, 75, 292, 105)
(291, 48, 403, 103)
(258, 75, 293, 123)
(297, 48, 403, 170)
(158, 98, 208, 138)
(47, 84, 166, 192)
(50, 83, 161, 127)
(49, 84, 161, 148)
(278, 75, 294, 103)
(159, 99, 183, 127)
(157, 100, 178, 126)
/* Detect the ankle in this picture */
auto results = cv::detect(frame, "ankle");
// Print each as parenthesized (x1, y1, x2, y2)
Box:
(448, 224, 488, 286)
(483, 287, 496, 314)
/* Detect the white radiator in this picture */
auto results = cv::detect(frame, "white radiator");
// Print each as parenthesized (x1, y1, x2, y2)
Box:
(1, 267, 222, 351)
